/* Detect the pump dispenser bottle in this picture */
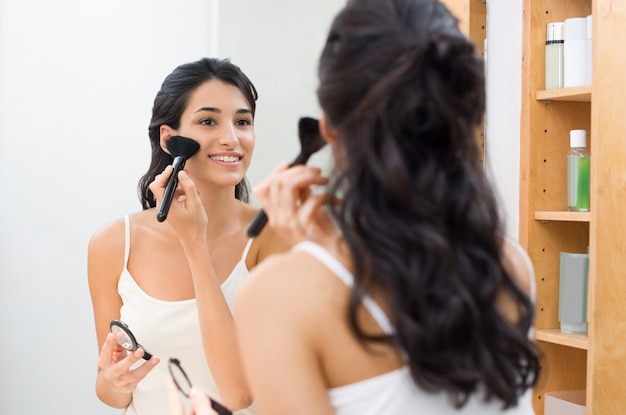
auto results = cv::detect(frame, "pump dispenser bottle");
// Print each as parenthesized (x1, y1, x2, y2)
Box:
(545, 22, 564, 89)
(567, 129, 590, 212)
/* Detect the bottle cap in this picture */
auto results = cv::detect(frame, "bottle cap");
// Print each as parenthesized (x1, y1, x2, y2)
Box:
(546, 22, 564, 42)
(570, 129, 587, 148)
(564, 17, 587, 41)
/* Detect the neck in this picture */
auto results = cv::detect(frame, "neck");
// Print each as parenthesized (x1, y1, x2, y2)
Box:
(198, 184, 247, 239)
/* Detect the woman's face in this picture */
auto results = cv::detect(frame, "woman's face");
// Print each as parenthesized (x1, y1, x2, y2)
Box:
(169, 79, 255, 189)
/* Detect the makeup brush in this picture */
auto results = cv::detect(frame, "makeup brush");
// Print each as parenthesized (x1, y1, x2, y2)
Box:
(247, 117, 327, 237)
(156, 135, 201, 223)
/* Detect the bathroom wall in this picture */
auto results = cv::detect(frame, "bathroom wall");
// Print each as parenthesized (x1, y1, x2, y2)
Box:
(0, 1, 523, 413)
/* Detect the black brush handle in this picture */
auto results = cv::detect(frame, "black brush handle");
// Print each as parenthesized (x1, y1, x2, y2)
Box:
(246, 209, 269, 237)
(157, 156, 185, 222)
(210, 398, 232, 415)
(247, 158, 305, 237)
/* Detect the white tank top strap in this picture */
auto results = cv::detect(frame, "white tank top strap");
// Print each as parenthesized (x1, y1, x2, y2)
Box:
(241, 237, 254, 261)
(123, 214, 131, 267)
(293, 241, 395, 336)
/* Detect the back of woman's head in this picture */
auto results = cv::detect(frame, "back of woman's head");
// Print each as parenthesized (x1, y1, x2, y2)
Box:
(318, 0, 484, 169)
(318, 0, 538, 408)
(138, 57, 257, 208)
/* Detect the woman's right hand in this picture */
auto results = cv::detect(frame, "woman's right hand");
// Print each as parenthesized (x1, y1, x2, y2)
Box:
(253, 163, 331, 245)
(168, 380, 218, 415)
(97, 332, 160, 395)
(149, 166, 208, 247)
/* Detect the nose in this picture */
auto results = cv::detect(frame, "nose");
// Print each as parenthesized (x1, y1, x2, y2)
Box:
(218, 123, 239, 148)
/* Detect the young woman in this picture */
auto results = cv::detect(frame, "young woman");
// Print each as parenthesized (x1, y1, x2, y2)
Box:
(88, 57, 288, 415)
(170, 0, 540, 414)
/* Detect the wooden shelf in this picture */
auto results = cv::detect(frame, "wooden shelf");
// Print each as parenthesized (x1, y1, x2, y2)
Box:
(534, 211, 591, 222)
(521, 0, 626, 412)
(535, 329, 589, 350)
(535, 86, 591, 102)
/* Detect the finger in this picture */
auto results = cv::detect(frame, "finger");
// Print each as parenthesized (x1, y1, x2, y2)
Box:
(189, 387, 216, 415)
(149, 165, 174, 201)
(113, 348, 154, 373)
(299, 195, 338, 241)
(298, 194, 326, 226)
(261, 166, 319, 204)
(167, 378, 186, 415)
(272, 160, 292, 174)
(175, 170, 201, 209)
(108, 354, 159, 391)
(98, 333, 117, 370)
(270, 166, 326, 214)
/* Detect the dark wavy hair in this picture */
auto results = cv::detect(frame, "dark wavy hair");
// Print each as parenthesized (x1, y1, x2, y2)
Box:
(138, 57, 257, 209)
(317, 0, 539, 408)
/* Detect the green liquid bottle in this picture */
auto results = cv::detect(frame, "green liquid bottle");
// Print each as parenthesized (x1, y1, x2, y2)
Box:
(567, 129, 590, 211)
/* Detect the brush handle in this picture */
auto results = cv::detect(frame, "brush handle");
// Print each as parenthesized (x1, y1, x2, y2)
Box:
(157, 156, 185, 222)
(246, 158, 302, 237)
(246, 209, 269, 237)
(210, 398, 232, 415)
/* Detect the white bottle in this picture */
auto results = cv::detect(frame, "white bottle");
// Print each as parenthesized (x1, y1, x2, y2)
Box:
(545, 22, 565, 90)
(585, 15, 593, 85)
(564, 17, 588, 87)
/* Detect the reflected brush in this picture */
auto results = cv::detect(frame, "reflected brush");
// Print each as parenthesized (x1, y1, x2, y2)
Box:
(156, 136, 201, 222)
(247, 117, 327, 237)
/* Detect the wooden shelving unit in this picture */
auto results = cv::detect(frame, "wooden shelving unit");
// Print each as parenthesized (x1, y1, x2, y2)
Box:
(535, 85, 591, 102)
(441, 0, 486, 166)
(520, 1, 626, 414)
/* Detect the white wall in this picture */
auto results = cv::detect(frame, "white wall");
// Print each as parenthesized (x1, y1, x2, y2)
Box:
(485, 0, 524, 240)
(0, 0, 523, 414)
(216, 0, 343, 183)
(0, 1, 338, 414)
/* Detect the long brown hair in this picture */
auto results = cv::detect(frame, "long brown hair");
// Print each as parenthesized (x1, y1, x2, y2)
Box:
(318, 0, 538, 408)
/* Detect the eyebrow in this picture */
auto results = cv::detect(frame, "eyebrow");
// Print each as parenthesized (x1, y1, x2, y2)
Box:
(194, 107, 252, 115)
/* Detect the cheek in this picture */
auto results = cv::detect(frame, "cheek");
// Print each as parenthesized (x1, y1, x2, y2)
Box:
(241, 132, 255, 154)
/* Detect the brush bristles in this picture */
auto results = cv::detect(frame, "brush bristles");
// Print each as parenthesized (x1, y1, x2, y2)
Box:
(293, 117, 325, 165)
(166, 136, 200, 158)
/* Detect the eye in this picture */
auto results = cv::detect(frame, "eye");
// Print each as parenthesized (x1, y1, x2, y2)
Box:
(200, 118, 217, 126)
(235, 118, 253, 127)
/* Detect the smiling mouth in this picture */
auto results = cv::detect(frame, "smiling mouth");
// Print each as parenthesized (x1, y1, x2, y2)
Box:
(209, 155, 241, 163)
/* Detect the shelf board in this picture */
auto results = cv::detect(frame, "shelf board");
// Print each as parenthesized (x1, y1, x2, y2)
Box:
(535, 86, 591, 102)
(534, 211, 591, 222)
(535, 329, 588, 350)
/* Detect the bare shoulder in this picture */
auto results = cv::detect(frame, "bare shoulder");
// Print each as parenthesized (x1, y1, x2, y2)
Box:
(88, 216, 125, 256)
(237, 248, 337, 324)
(88, 212, 144, 284)
(501, 238, 535, 298)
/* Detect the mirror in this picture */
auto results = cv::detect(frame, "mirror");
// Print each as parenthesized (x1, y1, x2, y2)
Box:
(2, 3, 536, 415)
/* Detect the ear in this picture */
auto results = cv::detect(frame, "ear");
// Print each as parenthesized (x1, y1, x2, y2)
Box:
(159, 125, 175, 154)
(319, 113, 337, 145)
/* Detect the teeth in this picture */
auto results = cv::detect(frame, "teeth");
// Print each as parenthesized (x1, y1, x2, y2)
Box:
(210, 155, 240, 163)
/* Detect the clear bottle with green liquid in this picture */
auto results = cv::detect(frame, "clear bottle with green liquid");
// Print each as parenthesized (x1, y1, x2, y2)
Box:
(567, 129, 590, 211)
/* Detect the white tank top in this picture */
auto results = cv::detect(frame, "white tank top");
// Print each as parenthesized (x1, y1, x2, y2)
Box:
(118, 214, 256, 415)
(293, 241, 536, 415)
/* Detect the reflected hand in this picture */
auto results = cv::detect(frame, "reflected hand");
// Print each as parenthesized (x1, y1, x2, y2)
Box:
(98, 332, 159, 394)
(253, 162, 331, 245)
(149, 166, 208, 244)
